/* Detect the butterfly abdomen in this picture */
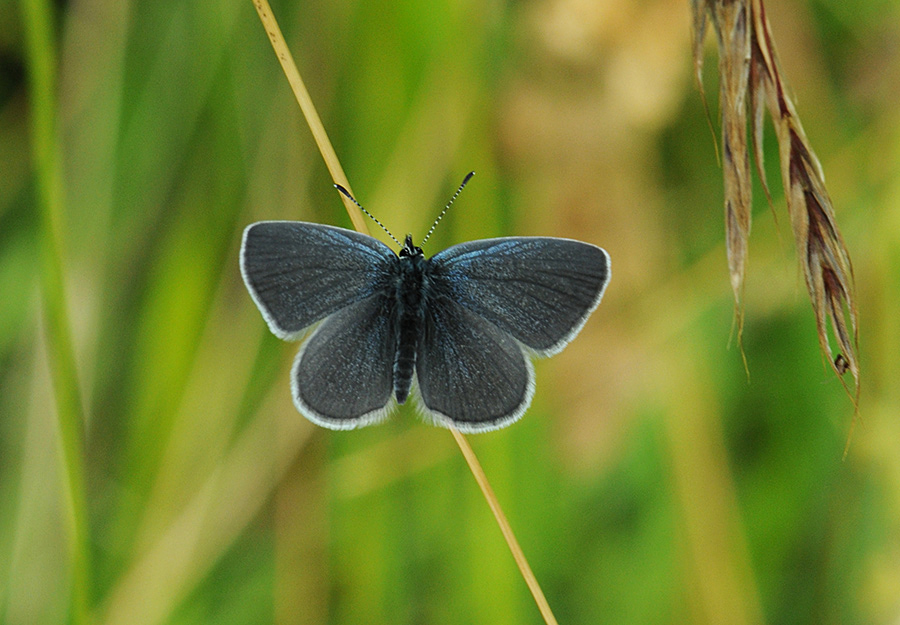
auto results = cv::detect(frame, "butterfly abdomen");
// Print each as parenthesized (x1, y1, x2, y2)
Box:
(393, 240, 427, 404)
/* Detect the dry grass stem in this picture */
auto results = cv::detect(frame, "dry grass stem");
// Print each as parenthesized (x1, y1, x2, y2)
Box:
(450, 427, 560, 625)
(251, 0, 368, 234)
(251, 3, 558, 623)
(692, 0, 860, 404)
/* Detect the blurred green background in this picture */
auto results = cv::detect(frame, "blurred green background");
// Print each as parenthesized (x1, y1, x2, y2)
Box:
(2, 0, 899, 623)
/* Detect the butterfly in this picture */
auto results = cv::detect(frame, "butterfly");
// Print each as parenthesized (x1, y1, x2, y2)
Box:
(239, 174, 610, 432)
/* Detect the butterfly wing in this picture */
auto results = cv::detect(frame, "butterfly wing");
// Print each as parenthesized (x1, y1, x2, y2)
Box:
(292, 293, 397, 428)
(415, 297, 534, 432)
(240, 221, 397, 339)
(241, 221, 399, 428)
(414, 236, 609, 431)
(428, 237, 610, 355)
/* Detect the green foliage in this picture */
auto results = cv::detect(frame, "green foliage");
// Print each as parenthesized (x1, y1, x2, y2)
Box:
(2, 0, 898, 624)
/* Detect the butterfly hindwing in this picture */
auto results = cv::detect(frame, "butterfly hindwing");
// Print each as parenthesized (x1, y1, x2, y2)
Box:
(292, 293, 397, 428)
(415, 297, 533, 431)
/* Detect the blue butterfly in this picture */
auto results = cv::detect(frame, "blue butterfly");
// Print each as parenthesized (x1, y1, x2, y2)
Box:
(240, 174, 610, 432)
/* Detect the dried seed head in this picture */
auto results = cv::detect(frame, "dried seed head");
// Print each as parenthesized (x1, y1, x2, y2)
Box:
(692, 0, 860, 409)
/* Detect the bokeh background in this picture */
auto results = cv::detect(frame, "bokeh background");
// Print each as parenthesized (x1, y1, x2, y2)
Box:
(3, 0, 900, 623)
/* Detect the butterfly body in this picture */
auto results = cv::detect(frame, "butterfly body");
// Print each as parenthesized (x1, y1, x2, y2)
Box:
(393, 234, 429, 404)
(240, 220, 610, 432)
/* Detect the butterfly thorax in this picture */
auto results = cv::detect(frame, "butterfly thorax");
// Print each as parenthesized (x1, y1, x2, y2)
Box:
(393, 235, 427, 404)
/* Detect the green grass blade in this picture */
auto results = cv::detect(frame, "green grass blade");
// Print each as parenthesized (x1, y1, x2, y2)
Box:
(21, 0, 92, 622)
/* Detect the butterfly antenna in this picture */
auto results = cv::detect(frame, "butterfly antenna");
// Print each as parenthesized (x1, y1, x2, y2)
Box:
(421, 171, 475, 246)
(334, 184, 402, 247)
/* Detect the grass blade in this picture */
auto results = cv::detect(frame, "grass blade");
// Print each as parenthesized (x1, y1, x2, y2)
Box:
(21, 0, 91, 622)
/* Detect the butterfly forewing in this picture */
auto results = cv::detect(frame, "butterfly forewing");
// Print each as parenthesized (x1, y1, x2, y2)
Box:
(240, 221, 397, 338)
(416, 297, 533, 431)
(293, 294, 397, 428)
(428, 237, 610, 354)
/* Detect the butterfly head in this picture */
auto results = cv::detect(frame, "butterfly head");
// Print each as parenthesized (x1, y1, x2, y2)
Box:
(399, 234, 423, 259)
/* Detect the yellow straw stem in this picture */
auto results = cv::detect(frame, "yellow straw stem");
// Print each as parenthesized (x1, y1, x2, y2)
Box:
(450, 427, 560, 625)
(251, 3, 559, 623)
(251, 0, 368, 234)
